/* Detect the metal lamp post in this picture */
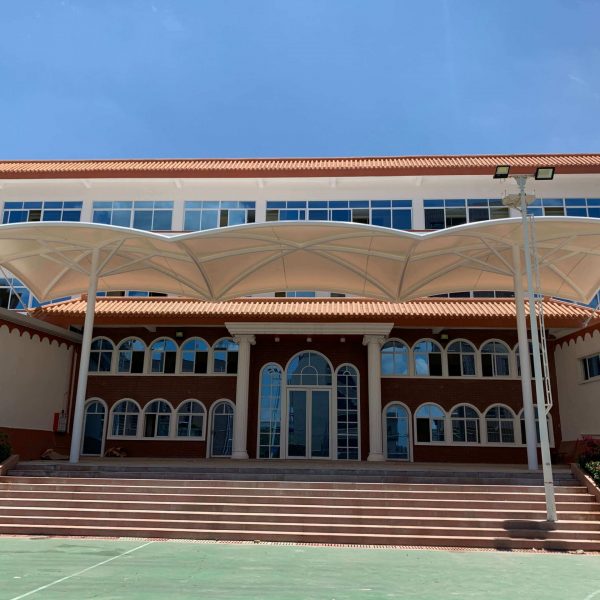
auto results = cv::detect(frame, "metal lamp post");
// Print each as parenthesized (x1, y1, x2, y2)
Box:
(498, 166, 558, 522)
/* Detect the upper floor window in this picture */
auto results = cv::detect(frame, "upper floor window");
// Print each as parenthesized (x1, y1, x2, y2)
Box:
(183, 201, 256, 231)
(413, 340, 443, 376)
(150, 338, 177, 374)
(287, 351, 332, 386)
(424, 199, 509, 230)
(265, 200, 412, 230)
(92, 201, 173, 231)
(0, 276, 31, 310)
(415, 404, 445, 442)
(526, 197, 600, 218)
(447, 341, 476, 376)
(381, 340, 409, 376)
(481, 341, 511, 377)
(181, 338, 209, 374)
(89, 338, 114, 372)
(117, 338, 146, 373)
(213, 338, 239, 374)
(2, 201, 82, 224)
(583, 354, 600, 381)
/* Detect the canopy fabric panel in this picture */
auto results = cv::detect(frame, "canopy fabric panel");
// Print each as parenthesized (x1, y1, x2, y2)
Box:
(0, 218, 599, 304)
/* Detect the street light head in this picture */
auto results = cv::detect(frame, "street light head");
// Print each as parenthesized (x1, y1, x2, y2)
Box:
(494, 165, 511, 179)
(535, 167, 555, 181)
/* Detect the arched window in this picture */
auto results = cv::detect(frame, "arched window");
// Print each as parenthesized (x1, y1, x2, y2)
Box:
(447, 341, 476, 377)
(287, 351, 332, 386)
(181, 338, 209, 374)
(89, 338, 114, 373)
(451, 405, 480, 443)
(485, 405, 515, 443)
(415, 404, 445, 442)
(385, 404, 410, 459)
(336, 364, 359, 460)
(481, 341, 511, 377)
(117, 338, 145, 373)
(82, 400, 106, 455)
(520, 407, 552, 445)
(177, 400, 206, 438)
(413, 340, 443, 376)
(143, 400, 172, 437)
(258, 364, 283, 458)
(111, 400, 140, 436)
(211, 401, 234, 456)
(150, 338, 177, 374)
(213, 338, 239, 374)
(381, 340, 409, 376)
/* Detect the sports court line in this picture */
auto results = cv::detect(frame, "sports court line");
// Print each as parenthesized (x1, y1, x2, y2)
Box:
(8, 541, 154, 600)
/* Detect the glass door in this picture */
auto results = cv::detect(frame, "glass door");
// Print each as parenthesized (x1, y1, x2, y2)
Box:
(82, 401, 105, 456)
(286, 389, 331, 459)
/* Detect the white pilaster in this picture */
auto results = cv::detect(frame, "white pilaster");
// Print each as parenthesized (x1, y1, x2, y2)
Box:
(512, 246, 539, 471)
(69, 248, 100, 463)
(231, 334, 256, 459)
(363, 335, 386, 461)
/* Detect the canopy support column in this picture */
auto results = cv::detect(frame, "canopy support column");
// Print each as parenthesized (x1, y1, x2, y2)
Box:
(512, 245, 539, 471)
(363, 335, 385, 461)
(69, 248, 100, 464)
(231, 334, 255, 459)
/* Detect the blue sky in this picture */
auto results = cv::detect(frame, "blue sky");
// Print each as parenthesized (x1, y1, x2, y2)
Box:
(1, 0, 599, 159)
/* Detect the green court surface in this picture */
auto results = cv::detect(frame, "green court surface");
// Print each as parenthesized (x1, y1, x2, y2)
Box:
(1, 538, 600, 600)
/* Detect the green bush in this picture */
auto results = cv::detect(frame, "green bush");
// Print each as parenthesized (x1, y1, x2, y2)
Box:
(583, 461, 600, 486)
(0, 432, 11, 463)
(577, 437, 600, 467)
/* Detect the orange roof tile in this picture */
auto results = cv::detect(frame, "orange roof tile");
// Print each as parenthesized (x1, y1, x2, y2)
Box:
(2, 153, 600, 179)
(32, 296, 598, 330)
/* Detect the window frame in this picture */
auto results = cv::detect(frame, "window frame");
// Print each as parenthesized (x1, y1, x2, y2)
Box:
(89, 337, 115, 374)
(176, 399, 207, 440)
(480, 339, 512, 378)
(335, 363, 360, 461)
(149, 337, 178, 374)
(414, 403, 447, 444)
(212, 337, 239, 375)
(257, 362, 284, 459)
(446, 339, 477, 377)
(449, 403, 481, 444)
(412, 339, 444, 377)
(381, 338, 410, 377)
(382, 401, 412, 461)
(108, 398, 141, 439)
(142, 399, 174, 438)
(180, 337, 210, 374)
(581, 353, 600, 382)
(116, 337, 147, 374)
(484, 404, 517, 444)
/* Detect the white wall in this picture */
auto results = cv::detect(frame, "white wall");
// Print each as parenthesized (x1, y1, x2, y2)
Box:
(0, 325, 74, 431)
(555, 329, 600, 441)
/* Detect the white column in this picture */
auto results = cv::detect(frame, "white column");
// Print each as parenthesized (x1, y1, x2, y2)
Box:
(69, 248, 100, 463)
(363, 335, 385, 461)
(512, 245, 539, 471)
(231, 334, 256, 459)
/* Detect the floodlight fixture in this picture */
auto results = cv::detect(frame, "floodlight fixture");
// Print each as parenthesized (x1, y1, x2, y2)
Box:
(494, 165, 511, 179)
(535, 167, 555, 181)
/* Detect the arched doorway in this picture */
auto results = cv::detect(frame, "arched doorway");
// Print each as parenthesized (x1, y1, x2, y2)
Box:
(210, 400, 234, 457)
(81, 399, 106, 456)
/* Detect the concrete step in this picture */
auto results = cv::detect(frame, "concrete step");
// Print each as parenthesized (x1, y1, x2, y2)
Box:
(0, 481, 589, 501)
(6, 469, 579, 486)
(2, 489, 597, 511)
(1, 496, 597, 521)
(2, 506, 599, 531)
(0, 523, 596, 551)
(1, 476, 585, 494)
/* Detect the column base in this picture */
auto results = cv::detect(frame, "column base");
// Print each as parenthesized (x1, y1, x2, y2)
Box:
(367, 452, 385, 462)
(231, 451, 249, 460)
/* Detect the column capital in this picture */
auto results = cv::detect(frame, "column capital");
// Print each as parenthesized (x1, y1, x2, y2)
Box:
(362, 335, 386, 347)
(233, 334, 256, 346)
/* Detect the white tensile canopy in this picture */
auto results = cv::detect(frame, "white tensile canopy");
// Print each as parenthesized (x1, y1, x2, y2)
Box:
(0, 217, 599, 304)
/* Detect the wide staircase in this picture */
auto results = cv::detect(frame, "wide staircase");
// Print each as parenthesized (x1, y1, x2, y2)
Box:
(1, 462, 599, 551)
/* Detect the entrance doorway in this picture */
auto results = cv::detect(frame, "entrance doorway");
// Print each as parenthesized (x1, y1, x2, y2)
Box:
(82, 400, 106, 456)
(287, 389, 331, 458)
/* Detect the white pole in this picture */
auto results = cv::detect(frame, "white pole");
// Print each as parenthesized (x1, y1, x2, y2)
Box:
(516, 176, 557, 522)
(231, 334, 255, 459)
(69, 248, 100, 464)
(512, 245, 539, 470)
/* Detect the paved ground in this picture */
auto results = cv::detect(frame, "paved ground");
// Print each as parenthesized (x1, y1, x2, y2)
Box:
(1, 537, 600, 600)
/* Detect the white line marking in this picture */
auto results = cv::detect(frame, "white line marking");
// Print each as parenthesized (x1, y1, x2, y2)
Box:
(584, 590, 600, 600)
(9, 541, 154, 600)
